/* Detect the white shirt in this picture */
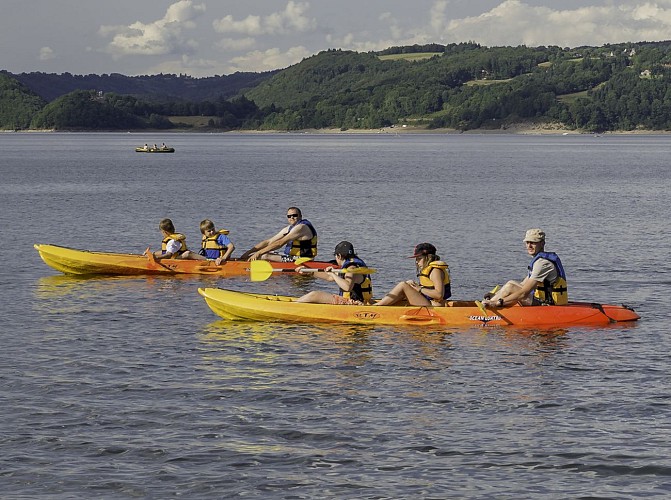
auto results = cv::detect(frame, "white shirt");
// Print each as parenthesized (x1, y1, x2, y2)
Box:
(165, 239, 182, 254)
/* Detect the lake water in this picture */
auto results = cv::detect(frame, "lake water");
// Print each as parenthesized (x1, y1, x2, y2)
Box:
(1, 131, 670, 498)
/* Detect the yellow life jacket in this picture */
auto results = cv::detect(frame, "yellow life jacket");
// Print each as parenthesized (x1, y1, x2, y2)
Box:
(340, 257, 373, 304)
(534, 276, 568, 305)
(418, 261, 451, 302)
(161, 233, 188, 255)
(529, 252, 568, 305)
(201, 229, 230, 258)
(285, 219, 318, 258)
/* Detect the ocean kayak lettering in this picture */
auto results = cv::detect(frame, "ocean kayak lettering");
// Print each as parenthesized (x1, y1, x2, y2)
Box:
(354, 311, 381, 320)
(469, 314, 501, 323)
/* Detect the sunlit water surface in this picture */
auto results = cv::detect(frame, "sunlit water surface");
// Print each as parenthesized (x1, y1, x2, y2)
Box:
(1, 132, 670, 498)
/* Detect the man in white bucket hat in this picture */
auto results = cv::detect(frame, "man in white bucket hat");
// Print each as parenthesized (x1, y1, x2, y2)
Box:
(482, 228, 568, 308)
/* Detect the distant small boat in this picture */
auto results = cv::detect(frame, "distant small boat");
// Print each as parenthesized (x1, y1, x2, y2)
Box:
(135, 146, 175, 153)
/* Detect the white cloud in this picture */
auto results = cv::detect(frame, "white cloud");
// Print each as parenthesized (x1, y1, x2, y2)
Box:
(213, 1, 316, 36)
(325, 0, 671, 57)
(39, 47, 55, 61)
(213, 15, 263, 36)
(439, 0, 671, 47)
(215, 37, 257, 52)
(430, 1, 449, 35)
(229, 46, 313, 72)
(100, 0, 205, 56)
(379, 12, 404, 40)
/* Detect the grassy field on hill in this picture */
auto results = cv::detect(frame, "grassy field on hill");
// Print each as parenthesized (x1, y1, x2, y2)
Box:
(378, 52, 442, 61)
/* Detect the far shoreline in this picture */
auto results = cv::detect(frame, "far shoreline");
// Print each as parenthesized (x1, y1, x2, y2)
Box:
(4, 121, 671, 136)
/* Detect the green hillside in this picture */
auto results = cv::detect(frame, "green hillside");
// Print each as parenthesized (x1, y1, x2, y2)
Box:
(30, 90, 150, 130)
(5, 41, 671, 132)
(0, 73, 46, 129)
(245, 41, 671, 132)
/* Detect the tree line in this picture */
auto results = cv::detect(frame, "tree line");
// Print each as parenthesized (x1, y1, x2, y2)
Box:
(4, 40, 671, 132)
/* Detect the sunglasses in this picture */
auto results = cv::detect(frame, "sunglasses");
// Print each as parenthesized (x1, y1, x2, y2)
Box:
(287, 214, 299, 218)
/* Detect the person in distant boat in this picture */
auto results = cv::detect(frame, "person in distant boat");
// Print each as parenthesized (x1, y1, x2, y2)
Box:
(296, 241, 373, 305)
(198, 219, 235, 265)
(373, 243, 451, 306)
(161, 142, 168, 149)
(481, 228, 568, 308)
(151, 218, 199, 260)
(143, 143, 149, 150)
(240, 207, 318, 262)
(153, 144, 158, 150)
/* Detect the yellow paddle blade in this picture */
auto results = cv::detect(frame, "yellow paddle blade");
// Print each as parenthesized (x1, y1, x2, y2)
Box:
(475, 300, 488, 316)
(294, 257, 314, 265)
(250, 260, 274, 282)
(344, 267, 376, 275)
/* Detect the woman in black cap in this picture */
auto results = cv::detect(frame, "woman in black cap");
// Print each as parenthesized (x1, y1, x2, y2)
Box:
(295, 241, 373, 305)
(374, 243, 451, 306)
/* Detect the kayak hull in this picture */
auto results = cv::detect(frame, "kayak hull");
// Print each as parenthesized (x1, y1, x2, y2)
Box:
(34, 244, 332, 277)
(198, 288, 640, 327)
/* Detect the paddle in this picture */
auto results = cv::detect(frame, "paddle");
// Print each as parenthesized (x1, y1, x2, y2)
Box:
(144, 247, 176, 272)
(293, 257, 315, 265)
(483, 284, 501, 300)
(476, 284, 502, 315)
(475, 300, 488, 316)
(250, 259, 375, 282)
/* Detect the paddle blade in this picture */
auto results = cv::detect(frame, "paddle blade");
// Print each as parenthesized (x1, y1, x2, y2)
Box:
(294, 257, 314, 265)
(250, 260, 274, 282)
(346, 267, 376, 275)
(475, 300, 487, 316)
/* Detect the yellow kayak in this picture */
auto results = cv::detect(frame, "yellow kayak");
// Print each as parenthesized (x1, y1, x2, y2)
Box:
(34, 244, 332, 277)
(198, 287, 640, 327)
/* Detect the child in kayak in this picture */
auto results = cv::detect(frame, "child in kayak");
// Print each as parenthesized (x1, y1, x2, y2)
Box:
(198, 219, 235, 265)
(295, 241, 373, 305)
(374, 243, 451, 306)
(151, 218, 199, 260)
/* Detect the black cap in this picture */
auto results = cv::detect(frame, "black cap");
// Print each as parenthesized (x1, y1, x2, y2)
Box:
(334, 241, 355, 257)
(408, 242, 437, 258)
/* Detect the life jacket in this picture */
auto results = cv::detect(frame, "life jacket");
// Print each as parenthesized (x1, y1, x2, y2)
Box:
(339, 257, 373, 304)
(528, 252, 568, 305)
(201, 229, 230, 259)
(418, 261, 451, 302)
(283, 219, 318, 258)
(161, 233, 188, 256)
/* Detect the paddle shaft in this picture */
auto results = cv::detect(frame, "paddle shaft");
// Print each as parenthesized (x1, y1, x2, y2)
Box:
(250, 259, 374, 282)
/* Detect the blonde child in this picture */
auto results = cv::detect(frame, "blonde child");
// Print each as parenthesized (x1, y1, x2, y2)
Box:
(199, 219, 235, 265)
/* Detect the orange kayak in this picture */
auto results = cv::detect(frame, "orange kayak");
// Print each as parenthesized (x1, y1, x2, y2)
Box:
(198, 287, 640, 327)
(34, 244, 332, 277)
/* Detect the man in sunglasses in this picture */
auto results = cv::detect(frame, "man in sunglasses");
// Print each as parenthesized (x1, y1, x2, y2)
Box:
(240, 207, 318, 262)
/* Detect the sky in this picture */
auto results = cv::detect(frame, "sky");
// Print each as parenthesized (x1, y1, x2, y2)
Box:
(3, 0, 671, 78)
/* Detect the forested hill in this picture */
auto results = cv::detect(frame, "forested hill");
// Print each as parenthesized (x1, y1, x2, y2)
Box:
(5, 70, 278, 103)
(0, 73, 46, 129)
(4, 40, 671, 132)
(245, 40, 671, 132)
